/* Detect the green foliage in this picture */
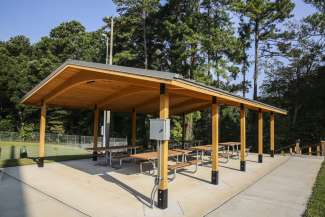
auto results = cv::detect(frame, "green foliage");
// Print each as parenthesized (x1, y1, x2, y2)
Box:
(234, 0, 295, 99)
(171, 117, 183, 143)
(304, 160, 325, 217)
(0, 0, 323, 152)
(261, 0, 325, 145)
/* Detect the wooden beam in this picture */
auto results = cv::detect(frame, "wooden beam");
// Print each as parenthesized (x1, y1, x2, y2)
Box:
(171, 98, 206, 110)
(171, 80, 288, 115)
(211, 96, 219, 185)
(258, 109, 263, 163)
(131, 108, 136, 145)
(171, 101, 210, 115)
(44, 73, 95, 104)
(38, 102, 47, 167)
(92, 105, 99, 161)
(270, 112, 275, 157)
(240, 104, 246, 171)
(158, 83, 169, 209)
(98, 86, 150, 108)
(168, 87, 211, 101)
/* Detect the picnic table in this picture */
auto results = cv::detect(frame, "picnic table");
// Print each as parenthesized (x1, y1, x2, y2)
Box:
(86, 145, 143, 166)
(219, 142, 240, 158)
(190, 144, 239, 162)
(129, 149, 191, 173)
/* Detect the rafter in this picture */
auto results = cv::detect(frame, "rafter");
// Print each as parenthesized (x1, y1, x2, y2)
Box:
(170, 98, 207, 111)
(171, 101, 210, 115)
(98, 86, 156, 108)
(44, 73, 96, 103)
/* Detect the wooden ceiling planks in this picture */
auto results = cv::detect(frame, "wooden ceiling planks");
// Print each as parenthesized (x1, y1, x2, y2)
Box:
(21, 61, 287, 115)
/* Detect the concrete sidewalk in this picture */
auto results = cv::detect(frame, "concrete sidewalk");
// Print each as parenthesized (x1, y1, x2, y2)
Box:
(0, 155, 322, 217)
(206, 156, 324, 217)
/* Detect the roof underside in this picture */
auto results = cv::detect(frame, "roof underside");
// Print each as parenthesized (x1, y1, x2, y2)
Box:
(21, 60, 287, 115)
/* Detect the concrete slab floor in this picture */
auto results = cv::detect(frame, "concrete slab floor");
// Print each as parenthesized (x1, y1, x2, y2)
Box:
(206, 156, 324, 217)
(0, 154, 321, 217)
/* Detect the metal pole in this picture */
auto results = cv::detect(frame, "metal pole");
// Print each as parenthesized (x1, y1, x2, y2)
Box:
(109, 17, 114, 65)
(102, 17, 113, 154)
(105, 35, 109, 64)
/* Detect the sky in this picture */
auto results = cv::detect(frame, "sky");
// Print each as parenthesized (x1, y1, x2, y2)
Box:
(0, 0, 317, 98)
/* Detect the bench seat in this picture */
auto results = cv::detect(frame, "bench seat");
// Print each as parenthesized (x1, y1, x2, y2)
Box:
(168, 159, 200, 171)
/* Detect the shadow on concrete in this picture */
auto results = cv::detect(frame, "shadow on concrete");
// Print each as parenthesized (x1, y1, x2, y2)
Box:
(98, 173, 153, 208)
(246, 159, 258, 163)
(178, 170, 211, 184)
(0, 146, 27, 217)
(220, 165, 241, 172)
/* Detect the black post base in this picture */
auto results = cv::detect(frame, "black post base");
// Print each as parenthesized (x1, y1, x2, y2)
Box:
(158, 189, 168, 209)
(211, 170, 219, 185)
(37, 157, 44, 167)
(258, 154, 263, 163)
(92, 151, 98, 161)
(240, 160, 246, 172)
(270, 150, 274, 157)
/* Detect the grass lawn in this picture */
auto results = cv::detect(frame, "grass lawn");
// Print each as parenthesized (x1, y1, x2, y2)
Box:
(304, 159, 325, 217)
(0, 141, 92, 167)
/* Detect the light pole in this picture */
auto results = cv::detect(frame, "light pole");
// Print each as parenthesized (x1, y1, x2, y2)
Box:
(102, 16, 114, 65)
(102, 16, 114, 150)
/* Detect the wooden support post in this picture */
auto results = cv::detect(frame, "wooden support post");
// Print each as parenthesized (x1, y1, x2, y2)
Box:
(240, 104, 246, 171)
(270, 112, 275, 157)
(317, 145, 320, 156)
(158, 83, 169, 209)
(182, 113, 185, 149)
(211, 96, 219, 185)
(131, 108, 137, 145)
(308, 145, 312, 156)
(38, 102, 47, 167)
(92, 106, 99, 161)
(321, 141, 325, 156)
(295, 140, 301, 154)
(258, 109, 263, 163)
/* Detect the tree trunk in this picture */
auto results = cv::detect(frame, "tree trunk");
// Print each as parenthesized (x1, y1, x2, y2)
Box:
(253, 22, 259, 100)
(185, 113, 193, 141)
(143, 9, 148, 70)
(242, 67, 246, 97)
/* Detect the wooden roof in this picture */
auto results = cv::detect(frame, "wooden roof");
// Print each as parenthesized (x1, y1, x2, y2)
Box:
(21, 60, 287, 115)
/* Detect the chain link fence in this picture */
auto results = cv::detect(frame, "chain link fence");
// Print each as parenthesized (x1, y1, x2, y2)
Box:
(0, 131, 103, 148)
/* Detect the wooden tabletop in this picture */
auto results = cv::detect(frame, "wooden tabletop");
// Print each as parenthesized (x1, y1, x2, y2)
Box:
(190, 145, 212, 151)
(219, 142, 240, 147)
(86, 145, 143, 151)
(129, 150, 185, 161)
(171, 148, 193, 155)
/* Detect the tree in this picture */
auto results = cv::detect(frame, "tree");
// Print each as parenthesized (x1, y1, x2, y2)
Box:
(261, 0, 325, 145)
(238, 15, 251, 97)
(113, 0, 160, 69)
(234, 0, 295, 99)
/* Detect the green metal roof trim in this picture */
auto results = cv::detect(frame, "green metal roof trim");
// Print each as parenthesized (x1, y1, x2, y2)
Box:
(21, 60, 287, 114)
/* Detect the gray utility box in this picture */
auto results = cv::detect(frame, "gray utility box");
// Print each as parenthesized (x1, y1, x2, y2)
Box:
(149, 119, 170, 141)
